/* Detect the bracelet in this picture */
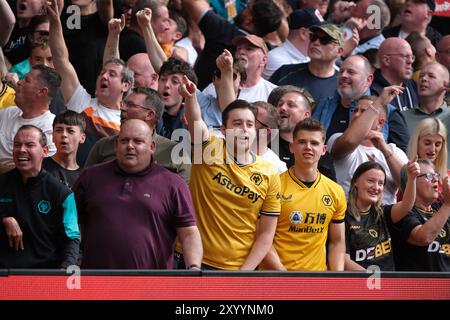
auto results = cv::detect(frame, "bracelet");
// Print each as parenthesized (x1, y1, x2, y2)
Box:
(187, 264, 200, 270)
(385, 151, 393, 160)
(368, 104, 380, 114)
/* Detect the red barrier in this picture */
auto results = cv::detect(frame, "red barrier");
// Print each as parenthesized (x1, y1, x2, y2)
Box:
(1, 274, 449, 300)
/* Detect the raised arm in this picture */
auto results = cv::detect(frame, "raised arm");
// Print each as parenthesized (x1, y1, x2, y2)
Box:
(390, 156, 420, 223)
(98, 0, 114, 26)
(368, 130, 405, 186)
(0, 0, 15, 46)
(408, 176, 450, 246)
(179, 75, 209, 143)
(177, 226, 203, 269)
(136, 8, 167, 73)
(215, 49, 236, 111)
(331, 85, 403, 160)
(181, 0, 211, 24)
(103, 15, 125, 64)
(331, 103, 380, 160)
(47, 0, 80, 104)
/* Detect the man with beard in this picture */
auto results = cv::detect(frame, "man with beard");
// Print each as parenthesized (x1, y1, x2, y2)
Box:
(313, 54, 410, 152)
(269, 24, 343, 104)
(202, 35, 277, 103)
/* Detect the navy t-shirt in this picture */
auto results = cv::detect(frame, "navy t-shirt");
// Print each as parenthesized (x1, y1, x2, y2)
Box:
(269, 63, 338, 104)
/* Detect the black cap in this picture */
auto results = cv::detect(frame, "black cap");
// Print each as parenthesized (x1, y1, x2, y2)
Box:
(288, 8, 324, 30)
(418, 0, 435, 11)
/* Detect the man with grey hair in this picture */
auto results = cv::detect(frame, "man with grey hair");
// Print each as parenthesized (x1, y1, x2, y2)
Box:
(403, 62, 450, 166)
(85, 87, 190, 182)
(263, 8, 323, 79)
(270, 24, 344, 103)
(0, 65, 59, 173)
(48, 0, 134, 166)
(313, 54, 410, 152)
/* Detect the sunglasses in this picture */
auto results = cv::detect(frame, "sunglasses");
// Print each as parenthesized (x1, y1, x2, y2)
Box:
(214, 69, 238, 81)
(309, 32, 336, 45)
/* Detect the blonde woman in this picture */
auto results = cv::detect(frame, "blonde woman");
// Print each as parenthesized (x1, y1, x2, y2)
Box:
(408, 117, 448, 179)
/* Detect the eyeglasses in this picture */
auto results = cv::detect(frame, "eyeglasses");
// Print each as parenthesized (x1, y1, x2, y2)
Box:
(417, 172, 440, 182)
(122, 100, 149, 110)
(309, 33, 336, 45)
(214, 69, 238, 81)
(385, 53, 415, 62)
(256, 118, 269, 128)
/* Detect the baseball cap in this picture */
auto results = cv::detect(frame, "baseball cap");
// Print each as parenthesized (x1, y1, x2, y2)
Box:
(310, 23, 345, 47)
(418, 0, 435, 11)
(288, 8, 324, 30)
(232, 34, 269, 55)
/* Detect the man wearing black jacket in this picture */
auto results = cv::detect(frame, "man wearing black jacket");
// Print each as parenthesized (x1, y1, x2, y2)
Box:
(371, 37, 419, 112)
(0, 125, 80, 268)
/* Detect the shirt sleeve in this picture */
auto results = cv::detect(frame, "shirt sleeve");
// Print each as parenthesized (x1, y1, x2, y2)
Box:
(260, 171, 281, 217)
(332, 185, 347, 223)
(344, 218, 351, 254)
(60, 192, 81, 268)
(66, 85, 92, 113)
(172, 178, 197, 228)
(396, 210, 424, 242)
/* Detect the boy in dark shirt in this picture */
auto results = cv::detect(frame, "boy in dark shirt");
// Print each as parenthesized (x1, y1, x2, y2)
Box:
(43, 110, 86, 189)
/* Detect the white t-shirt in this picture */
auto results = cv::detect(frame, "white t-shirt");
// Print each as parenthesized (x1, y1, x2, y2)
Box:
(202, 78, 278, 103)
(0, 106, 56, 166)
(328, 132, 408, 205)
(263, 39, 310, 80)
(67, 85, 121, 137)
(260, 148, 287, 174)
(176, 37, 198, 67)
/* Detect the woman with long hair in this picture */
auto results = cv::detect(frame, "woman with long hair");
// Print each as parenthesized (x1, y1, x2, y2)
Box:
(408, 117, 448, 179)
(344, 159, 419, 271)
